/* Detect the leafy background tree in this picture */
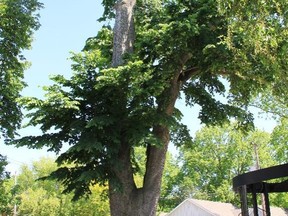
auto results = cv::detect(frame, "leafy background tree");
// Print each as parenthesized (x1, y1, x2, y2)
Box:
(1, 154, 180, 215)
(251, 89, 288, 166)
(8, 0, 288, 215)
(0, 154, 11, 214)
(0, 0, 42, 139)
(256, 95, 288, 208)
(159, 121, 288, 212)
(177, 124, 273, 203)
(3, 157, 110, 216)
(0, 1, 42, 213)
(271, 118, 288, 164)
(156, 155, 180, 213)
(3, 118, 288, 215)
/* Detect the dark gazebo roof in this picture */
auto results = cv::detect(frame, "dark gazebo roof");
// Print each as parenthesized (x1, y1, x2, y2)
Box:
(233, 163, 288, 216)
(233, 163, 288, 193)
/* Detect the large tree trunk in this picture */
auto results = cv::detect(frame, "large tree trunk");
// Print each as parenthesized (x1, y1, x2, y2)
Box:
(109, 1, 185, 215)
(109, 77, 182, 216)
(112, 0, 135, 67)
(109, 1, 139, 215)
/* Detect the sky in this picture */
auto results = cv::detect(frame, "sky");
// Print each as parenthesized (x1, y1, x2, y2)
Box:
(0, 1, 105, 173)
(0, 1, 277, 174)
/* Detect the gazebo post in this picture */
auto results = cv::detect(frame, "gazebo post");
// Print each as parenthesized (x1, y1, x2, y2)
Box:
(239, 185, 249, 216)
(233, 163, 288, 216)
(264, 184, 271, 216)
(251, 184, 259, 216)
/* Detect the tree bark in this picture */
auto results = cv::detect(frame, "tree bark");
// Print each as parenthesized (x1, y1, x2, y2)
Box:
(109, 1, 190, 215)
(109, 1, 139, 215)
(109, 72, 183, 216)
(112, 0, 135, 67)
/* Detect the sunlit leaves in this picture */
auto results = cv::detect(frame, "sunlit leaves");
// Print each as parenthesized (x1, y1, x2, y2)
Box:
(0, 155, 10, 214)
(0, 0, 42, 139)
(176, 123, 274, 205)
(12, 0, 288, 205)
(12, 157, 110, 216)
(0, 155, 8, 181)
(218, 0, 288, 102)
(271, 118, 288, 164)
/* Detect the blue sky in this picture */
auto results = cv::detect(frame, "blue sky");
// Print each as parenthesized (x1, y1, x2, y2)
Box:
(1, 1, 277, 173)
(1, 1, 105, 173)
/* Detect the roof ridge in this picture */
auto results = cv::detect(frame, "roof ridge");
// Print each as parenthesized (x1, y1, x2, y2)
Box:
(187, 199, 219, 216)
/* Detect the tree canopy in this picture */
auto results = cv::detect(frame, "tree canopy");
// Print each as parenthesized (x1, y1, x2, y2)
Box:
(0, 0, 42, 139)
(0, 157, 110, 216)
(177, 124, 274, 204)
(159, 122, 288, 212)
(10, 0, 288, 215)
(0, 154, 10, 214)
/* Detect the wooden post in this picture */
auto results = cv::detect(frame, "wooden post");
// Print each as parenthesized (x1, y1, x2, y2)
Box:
(239, 185, 249, 216)
(264, 184, 271, 216)
(253, 142, 266, 215)
(251, 184, 259, 216)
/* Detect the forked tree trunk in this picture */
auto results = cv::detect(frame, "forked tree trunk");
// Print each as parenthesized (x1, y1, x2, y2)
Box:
(109, 1, 140, 215)
(109, 80, 181, 216)
(109, 1, 183, 215)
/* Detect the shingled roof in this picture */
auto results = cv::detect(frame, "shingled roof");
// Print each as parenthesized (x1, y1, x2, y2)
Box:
(166, 199, 288, 216)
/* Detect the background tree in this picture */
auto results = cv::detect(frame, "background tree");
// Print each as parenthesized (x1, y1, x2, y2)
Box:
(0, 154, 11, 215)
(176, 124, 274, 205)
(158, 152, 181, 213)
(250, 86, 288, 166)
(160, 123, 288, 211)
(12, 1, 288, 215)
(0, 155, 9, 181)
(251, 91, 288, 120)
(0, 0, 42, 139)
(270, 118, 288, 164)
(12, 157, 110, 216)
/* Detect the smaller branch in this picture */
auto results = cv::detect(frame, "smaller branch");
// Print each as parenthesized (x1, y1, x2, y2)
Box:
(178, 66, 200, 82)
(249, 103, 288, 119)
(217, 69, 230, 76)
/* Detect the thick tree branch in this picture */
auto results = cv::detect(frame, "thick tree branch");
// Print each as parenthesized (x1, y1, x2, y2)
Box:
(178, 66, 200, 82)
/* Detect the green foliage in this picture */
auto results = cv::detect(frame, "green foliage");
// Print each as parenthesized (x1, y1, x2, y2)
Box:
(271, 118, 288, 164)
(218, 0, 288, 104)
(251, 91, 288, 120)
(134, 0, 257, 128)
(12, 157, 110, 216)
(14, 25, 178, 199)
(172, 124, 275, 206)
(158, 152, 181, 212)
(0, 154, 9, 181)
(0, 0, 43, 139)
(12, 0, 288, 205)
(250, 85, 288, 164)
(0, 180, 15, 215)
(0, 154, 11, 214)
(99, 0, 116, 21)
(157, 121, 288, 210)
